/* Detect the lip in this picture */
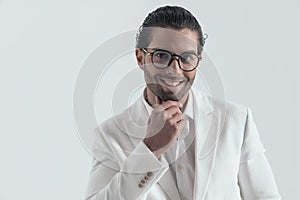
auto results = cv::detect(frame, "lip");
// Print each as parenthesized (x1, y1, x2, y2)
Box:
(158, 77, 186, 88)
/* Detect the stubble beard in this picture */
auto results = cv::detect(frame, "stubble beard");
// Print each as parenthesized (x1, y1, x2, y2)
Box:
(144, 65, 195, 102)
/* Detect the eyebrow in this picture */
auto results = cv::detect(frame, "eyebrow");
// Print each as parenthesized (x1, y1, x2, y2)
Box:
(182, 50, 198, 54)
(150, 48, 198, 55)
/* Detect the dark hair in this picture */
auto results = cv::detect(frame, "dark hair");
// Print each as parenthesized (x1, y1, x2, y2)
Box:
(136, 6, 207, 53)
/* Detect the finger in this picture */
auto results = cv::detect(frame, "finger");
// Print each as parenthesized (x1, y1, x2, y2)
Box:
(168, 113, 183, 125)
(163, 100, 182, 109)
(165, 106, 181, 117)
(155, 100, 182, 112)
(175, 118, 187, 132)
(152, 95, 163, 111)
(155, 95, 162, 105)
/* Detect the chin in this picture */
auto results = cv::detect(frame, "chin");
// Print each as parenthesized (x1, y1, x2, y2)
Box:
(147, 83, 189, 102)
(158, 91, 187, 102)
(160, 95, 178, 102)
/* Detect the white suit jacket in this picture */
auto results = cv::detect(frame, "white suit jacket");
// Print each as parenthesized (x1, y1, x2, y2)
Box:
(85, 90, 281, 200)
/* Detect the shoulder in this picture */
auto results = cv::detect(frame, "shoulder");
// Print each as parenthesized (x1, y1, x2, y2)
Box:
(193, 90, 249, 119)
(95, 108, 129, 135)
(94, 96, 147, 139)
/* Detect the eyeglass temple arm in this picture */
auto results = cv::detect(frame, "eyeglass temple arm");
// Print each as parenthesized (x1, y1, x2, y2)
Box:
(141, 48, 151, 55)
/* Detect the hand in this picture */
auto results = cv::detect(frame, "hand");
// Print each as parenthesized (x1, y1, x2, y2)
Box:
(143, 96, 187, 158)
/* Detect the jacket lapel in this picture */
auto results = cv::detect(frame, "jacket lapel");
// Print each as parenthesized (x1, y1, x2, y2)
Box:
(158, 168, 181, 200)
(192, 90, 226, 199)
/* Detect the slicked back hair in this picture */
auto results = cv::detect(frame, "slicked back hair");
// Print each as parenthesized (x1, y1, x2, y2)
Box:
(136, 6, 207, 53)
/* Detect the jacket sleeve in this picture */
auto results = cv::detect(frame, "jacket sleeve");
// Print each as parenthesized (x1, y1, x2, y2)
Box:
(238, 108, 281, 200)
(84, 126, 169, 200)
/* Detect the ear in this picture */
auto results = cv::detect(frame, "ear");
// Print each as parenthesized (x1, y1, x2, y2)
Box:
(135, 48, 145, 70)
(198, 52, 203, 61)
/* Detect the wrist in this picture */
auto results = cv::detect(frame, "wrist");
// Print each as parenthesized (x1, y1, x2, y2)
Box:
(143, 139, 162, 159)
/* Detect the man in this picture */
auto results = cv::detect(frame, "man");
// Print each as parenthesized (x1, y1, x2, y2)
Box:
(85, 6, 281, 200)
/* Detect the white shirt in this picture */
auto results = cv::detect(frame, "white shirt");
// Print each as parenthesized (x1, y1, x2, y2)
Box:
(142, 91, 195, 200)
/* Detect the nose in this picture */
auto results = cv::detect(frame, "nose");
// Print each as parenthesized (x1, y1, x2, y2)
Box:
(167, 56, 182, 74)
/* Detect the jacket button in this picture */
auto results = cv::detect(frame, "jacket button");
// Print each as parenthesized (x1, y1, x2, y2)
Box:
(144, 176, 149, 180)
(140, 179, 146, 184)
(138, 183, 143, 188)
(147, 172, 153, 177)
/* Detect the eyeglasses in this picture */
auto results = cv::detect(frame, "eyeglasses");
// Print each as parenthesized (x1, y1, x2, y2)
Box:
(142, 48, 201, 72)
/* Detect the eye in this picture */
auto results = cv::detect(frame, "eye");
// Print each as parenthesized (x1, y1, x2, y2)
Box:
(154, 51, 170, 59)
(180, 54, 196, 63)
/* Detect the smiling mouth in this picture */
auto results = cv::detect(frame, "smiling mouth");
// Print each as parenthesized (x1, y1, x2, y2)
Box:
(159, 78, 185, 87)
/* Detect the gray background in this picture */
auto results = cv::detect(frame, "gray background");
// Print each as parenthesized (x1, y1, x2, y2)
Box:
(0, 0, 299, 199)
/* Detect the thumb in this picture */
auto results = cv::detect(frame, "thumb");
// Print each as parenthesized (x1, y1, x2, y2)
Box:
(154, 95, 162, 105)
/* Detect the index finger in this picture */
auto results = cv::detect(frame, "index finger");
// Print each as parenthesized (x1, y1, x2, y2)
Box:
(154, 95, 162, 105)
(155, 100, 182, 112)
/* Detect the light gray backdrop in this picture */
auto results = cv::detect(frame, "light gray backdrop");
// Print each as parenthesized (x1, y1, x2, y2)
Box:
(0, 0, 299, 199)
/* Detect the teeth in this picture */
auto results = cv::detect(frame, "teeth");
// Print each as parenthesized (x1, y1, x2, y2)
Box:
(163, 80, 181, 87)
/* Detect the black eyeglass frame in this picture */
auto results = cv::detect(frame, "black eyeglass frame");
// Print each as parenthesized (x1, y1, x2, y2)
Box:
(142, 48, 202, 72)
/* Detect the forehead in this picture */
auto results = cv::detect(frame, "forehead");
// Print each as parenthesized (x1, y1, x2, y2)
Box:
(148, 27, 199, 53)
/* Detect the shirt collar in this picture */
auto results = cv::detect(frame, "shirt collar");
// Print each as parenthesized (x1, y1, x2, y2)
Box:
(142, 89, 194, 120)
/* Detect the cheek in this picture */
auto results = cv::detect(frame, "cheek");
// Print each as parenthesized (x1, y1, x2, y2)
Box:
(144, 66, 159, 82)
(184, 71, 196, 81)
(145, 65, 161, 77)
(145, 56, 152, 66)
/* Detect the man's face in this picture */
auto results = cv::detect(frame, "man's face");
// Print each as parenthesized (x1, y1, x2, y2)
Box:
(137, 28, 200, 101)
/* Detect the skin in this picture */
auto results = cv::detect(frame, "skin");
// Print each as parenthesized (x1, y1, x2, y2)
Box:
(135, 28, 201, 158)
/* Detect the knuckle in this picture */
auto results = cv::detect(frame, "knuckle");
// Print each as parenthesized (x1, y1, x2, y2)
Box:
(154, 106, 160, 112)
(169, 119, 177, 127)
(174, 125, 180, 132)
(165, 100, 176, 107)
(162, 111, 168, 119)
(166, 118, 172, 125)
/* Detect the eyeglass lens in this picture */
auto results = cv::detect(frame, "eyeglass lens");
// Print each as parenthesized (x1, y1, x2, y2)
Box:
(152, 50, 198, 70)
